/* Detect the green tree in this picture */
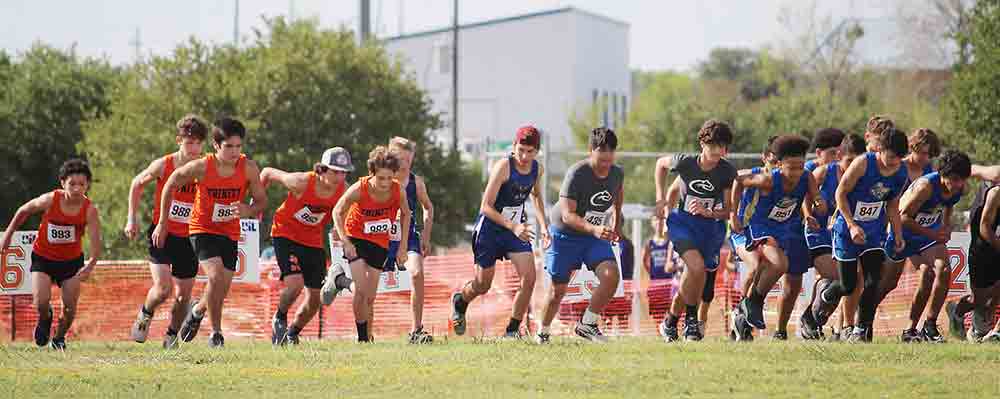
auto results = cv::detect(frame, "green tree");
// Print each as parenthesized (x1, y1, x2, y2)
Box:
(0, 45, 116, 224)
(80, 18, 479, 258)
(949, 0, 1000, 163)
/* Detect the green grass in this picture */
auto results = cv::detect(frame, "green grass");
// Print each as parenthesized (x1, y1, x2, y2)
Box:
(3, 337, 1000, 398)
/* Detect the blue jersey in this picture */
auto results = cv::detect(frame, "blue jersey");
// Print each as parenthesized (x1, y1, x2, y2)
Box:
(745, 168, 809, 243)
(480, 157, 538, 228)
(903, 172, 962, 238)
(734, 166, 764, 230)
(648, 238, 672, 280)
(833, 152, 908, 235)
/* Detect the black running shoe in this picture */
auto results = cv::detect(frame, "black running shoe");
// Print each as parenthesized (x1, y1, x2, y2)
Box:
(450, 293, 467, 336)
(272, 315, 288, 345)
(658, 320, 680, 343)
(731, 308, 754, 342)
(812, 279, 835, 327)
(901, 328, 921, 343)
(408, 326, 434, 344)
(535, 332, 550, 344)
(49, 336, 66, 351)
(798, 308, 822, 340)
(946, 302, 967, 340)
(741, 298, 765, 330)
(286, 331, 300, 345)
(921, 322, 945, 343)
(179, 300, 204, 342)
(34, 309, 53, 347)
(574, 321, 608, 343)
(683, 317, 703, 341)
(163, 332, 179, 349)
(208, 331, 225, 348)
(772, 331, 788, 341)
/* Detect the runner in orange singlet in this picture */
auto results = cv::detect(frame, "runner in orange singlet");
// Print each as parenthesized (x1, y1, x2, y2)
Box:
(124, 114, 207, 348)
(333, 146, 410, 343)
(152, 117, 268, 348)
(262, 147, 354, 345)
(1, 159, 102, 350)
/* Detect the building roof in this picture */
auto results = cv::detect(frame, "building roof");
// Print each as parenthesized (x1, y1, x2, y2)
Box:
(384, 6, 629, 43)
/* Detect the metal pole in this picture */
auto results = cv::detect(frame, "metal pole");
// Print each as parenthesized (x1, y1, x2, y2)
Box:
(10, 296, 15, 341)
(359, 0, 371, 46)
(234, 0, 239, 44)
(451, 0, 459, 154)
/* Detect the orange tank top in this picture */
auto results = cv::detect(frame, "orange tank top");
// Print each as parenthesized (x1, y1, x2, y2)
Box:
(345, 176, 401, 249)
(189, 154, 248, 241)
(34, 190, 90, 261)
(271, 173, 345, 248)
(153, 154, 198, 237)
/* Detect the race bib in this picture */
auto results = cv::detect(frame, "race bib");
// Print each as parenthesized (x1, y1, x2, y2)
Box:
(211, 202, 239, 223)
(651, 249, 668, 265)
(684, 197, 715, 214)
(167, 200, 194, 224)
(293, 207, 325, 226)
(363, 219, 392, 235)
(853, 201, 884, 222)
(915, 211, 940, 227)
(47, 224, 76, 244)
(768, 202, 796, 222)
(501, 206, 523, 223)
(584, 210, 610, 226)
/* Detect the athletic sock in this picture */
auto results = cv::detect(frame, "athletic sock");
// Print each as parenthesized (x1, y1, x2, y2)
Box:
(685, 305, 698, 319)
(749, 289, 766, 306)
(505, 318, 521, 333)
(666, 313, 679, 328)
(582, 308, 600, 325)
(356, 321, 369, 342)
(275, 310, 288, 321)
(455, 293, 469, 313)
(165, 327, 178, 336)
(141, 305, 154, 318)
(288, 325, 302, 336)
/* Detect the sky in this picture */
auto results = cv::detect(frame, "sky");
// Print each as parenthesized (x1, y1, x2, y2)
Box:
(1, 0, 896, 71)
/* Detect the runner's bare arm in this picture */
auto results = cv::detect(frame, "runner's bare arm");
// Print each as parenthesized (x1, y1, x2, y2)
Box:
(86, 204, 102, 261)
(259, 167, 308, 197)
(243, 160, 269, 217)
(971, 164, 1000, 183)
(654, 156, 673, 216)
(332, 182, 361, 252)
(611, 184, 625, 238)
(666, 175, 682, 210)
(559, 198, 598, 237)
(157, 159, 206, 226)
(1, 192, 53, 249)
(398, 185, 412, 260)
(898, 179, 936, 239)
(479, 160, 513, 229)
(887, 193, 905, 246)
(414, 175, 434, 245)
(531, 163, 550, 232)
(125, 158, 164, 238)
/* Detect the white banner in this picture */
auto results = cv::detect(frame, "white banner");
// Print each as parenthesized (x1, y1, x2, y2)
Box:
(2, 219, 261, 295)
(563, 241, 626, 301)
(1, 231, 36, 295)
(329, 241, 413, 293)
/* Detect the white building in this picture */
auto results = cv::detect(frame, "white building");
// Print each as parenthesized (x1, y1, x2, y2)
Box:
(383, 7, 631, 155)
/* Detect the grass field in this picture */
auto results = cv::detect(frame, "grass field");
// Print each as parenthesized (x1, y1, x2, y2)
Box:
(3, 336, 1000, 398)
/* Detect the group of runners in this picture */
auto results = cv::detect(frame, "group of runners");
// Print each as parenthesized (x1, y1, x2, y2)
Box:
(5, 113, 1000, 349)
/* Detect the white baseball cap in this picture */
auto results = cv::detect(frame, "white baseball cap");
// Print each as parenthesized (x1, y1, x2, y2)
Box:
(320, 147, 355, 172)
